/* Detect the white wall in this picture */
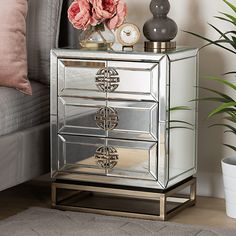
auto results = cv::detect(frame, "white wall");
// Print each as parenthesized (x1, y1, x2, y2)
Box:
(125, 0, 236, 198)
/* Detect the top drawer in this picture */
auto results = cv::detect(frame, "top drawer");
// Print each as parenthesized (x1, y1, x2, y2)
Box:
(58, 59, 159, 101)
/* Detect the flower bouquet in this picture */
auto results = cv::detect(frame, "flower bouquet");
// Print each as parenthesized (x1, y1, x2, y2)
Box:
(68, 0, 127, 49)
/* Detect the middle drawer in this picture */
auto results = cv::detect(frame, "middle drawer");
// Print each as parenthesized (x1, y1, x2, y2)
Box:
(58, 97, 158, 142)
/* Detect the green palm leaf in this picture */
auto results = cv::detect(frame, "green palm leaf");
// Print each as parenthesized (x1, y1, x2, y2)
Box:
(169, 107, 194, 130)
(169, 126, 194, 131)
(208, 23, 231, 41)
(225, 130, 236, 134)
(224, 30, 236, 35)
(232, 36, 236, 46)
(211, 39, 236, 50)
(220, 12, 236, 24)
(223, 0, 236, 12)
(209, 124, 236, 134)
(224, 71, 236, 75)
(198, 86, 234, 101)
(214, 39, 235, 44)
(169, 106, 191, 112)
(194, 97, 231, 103)
(206, 76, 236, 91)
(224, 144, 236, 152)
(215, 16, 236, 26)
(209, 103, 236, 117)
(184, 31, 236, 54)
(228, 111, 236, 117)
(170, 120, 194, 126)
(225, 116, 236, 123)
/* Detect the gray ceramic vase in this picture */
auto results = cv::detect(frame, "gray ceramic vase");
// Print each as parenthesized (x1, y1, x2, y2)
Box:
(143, 0, 178, 42)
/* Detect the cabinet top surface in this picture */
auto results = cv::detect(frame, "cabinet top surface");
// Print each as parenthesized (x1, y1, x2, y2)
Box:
(52, 44, 198, 61)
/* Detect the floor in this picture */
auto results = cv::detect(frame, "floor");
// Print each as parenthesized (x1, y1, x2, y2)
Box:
(0, 181, 236, 230)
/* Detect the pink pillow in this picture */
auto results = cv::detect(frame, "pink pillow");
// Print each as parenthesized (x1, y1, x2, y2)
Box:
(0, 0, 32, 95)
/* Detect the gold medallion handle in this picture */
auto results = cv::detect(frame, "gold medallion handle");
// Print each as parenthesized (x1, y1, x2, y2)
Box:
(95, 106, 119, 131)
(95, 146, 119, 169)
(95, 67, 120, 93)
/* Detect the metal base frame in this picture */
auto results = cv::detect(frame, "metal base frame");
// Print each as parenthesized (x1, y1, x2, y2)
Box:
(52, 177, 196, 221)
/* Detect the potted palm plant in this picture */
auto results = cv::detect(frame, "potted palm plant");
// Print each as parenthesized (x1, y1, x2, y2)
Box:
(186, 0, 236, 218)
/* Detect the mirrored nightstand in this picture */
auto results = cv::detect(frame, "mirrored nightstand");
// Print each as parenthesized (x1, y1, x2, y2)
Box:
(50, 46, 198, 220)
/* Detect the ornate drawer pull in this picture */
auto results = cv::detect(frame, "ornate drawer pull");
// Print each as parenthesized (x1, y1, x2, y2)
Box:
(95, 106, 119, 131)
(95, 146, 119, 169)
(95, 67, 120, 93)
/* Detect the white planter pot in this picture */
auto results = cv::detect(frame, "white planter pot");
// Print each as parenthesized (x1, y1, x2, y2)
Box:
(221, 157, 236, 219)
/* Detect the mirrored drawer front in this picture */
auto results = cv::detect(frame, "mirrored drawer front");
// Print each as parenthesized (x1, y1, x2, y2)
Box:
(57, 135, 157, 180)
(58, 59, 106, 99)
(58, 59, 159, 101)
(58, 97, 158, 141)
(107, 61, 158, 101)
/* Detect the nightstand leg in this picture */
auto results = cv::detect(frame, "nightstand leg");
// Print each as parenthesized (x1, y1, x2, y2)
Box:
(51, 183, 57, 208)
(190, 179, 197, 205)
(160, 195, 167, 221)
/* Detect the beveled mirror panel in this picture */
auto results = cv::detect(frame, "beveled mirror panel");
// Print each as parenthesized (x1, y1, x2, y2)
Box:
(57, 135, 106, 175)
(58, 59, 106, 98)
(107, 100, 158, 141)
(107, 61, 159, 101)
(106, 139, 157, 180)
(58, 97, 106, 137)
(168, 57, 197, 180)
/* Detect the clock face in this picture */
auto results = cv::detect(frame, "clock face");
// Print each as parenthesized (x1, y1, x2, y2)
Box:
(117, 23, 140, 46)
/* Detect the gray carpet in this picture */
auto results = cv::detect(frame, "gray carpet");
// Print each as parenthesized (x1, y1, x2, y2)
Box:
(0, 207, 236, 236)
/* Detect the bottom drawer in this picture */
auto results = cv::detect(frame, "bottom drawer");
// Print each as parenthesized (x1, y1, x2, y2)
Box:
(56, 135, 157, 181)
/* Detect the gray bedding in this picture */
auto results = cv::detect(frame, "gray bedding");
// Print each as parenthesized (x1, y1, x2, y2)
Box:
(0, 123, 50, 191)
(0, 81, 49, 137)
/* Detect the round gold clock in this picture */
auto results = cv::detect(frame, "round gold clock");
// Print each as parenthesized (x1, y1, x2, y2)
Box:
(116, 23, 141, 47)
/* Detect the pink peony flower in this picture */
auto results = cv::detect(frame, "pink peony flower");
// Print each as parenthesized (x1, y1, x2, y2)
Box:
(68, 0, 91, 30)
(90, 0, 117, 20)
(107, 0, 127, 30)
(68, 0, 127, 30)
(90, 8, 99, 26)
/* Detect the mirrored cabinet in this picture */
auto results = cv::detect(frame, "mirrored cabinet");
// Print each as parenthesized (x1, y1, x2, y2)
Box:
(50, 47, 198, 220)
